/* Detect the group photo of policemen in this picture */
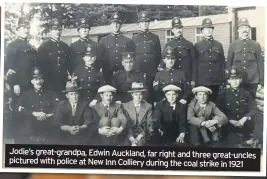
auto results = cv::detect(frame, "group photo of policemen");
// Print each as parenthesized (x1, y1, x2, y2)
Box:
(3, 7, 264, 149)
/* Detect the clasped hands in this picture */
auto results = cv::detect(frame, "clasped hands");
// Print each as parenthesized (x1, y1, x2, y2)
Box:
(201, 119, 219, 132)
(99, 126, 124, 137)
(129, 134, 144, 146)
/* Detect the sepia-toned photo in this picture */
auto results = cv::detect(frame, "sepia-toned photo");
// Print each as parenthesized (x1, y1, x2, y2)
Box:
(2, 1, 265, 175)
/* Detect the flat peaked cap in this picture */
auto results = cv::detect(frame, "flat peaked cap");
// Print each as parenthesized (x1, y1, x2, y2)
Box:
(201, 18, 214, 29)
(128, 82, 147, 93)
(121, 52, 135, 60)
(85, 45, 96, 56)
(51, 18, 62, 28)
(163, 85, 181, 93)
(192, 86, 212, 95)
(98, 85, 117, 93)
(77, 18, 90, 29)
(163, 46, 175, 58)
(238, 17, 250, 28)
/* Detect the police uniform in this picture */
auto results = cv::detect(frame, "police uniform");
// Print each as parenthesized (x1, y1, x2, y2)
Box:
(158, 17, 197, 83)
(70, 18, 99, 71)
(132, 11, 162, 103)
(193, 18, 226, 101)
(112, 52, 147, 103)
(5, 17, 37, 91)
(16, 67, 59, 144)
(37, 18, 72, 100)
(153, 47, 191, 102)
(73, 46, 105, 103)
(216, 68, 259, 147)
(4, 17, 38, 143)
(98, 12, 135, 85)
(227, 18, 264, 99)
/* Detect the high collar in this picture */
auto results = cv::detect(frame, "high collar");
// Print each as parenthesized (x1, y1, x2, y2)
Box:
(239, 36, 250, 41)
(18, 37, 28, 42)
(166, 68, 175, 72)
(141, 30, 149, 33)
(102, 102, 110, 107)
(174, 35, 183, 40)
(111, 32, 122, 36)
(204, 36, 214, 41)
(34, 88, 43, 93)
(85, 66, 94, 70)
(80, 37, 89, 41)
(51, 38, 61, 43)
(231, 87, 240, 93)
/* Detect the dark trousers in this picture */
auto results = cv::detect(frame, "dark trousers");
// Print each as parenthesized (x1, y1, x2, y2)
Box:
(206, 85, 219, 102)
(240, 84, 258, 99)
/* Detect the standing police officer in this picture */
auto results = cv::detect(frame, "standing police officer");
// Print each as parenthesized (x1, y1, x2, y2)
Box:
(5, 17, 38, 143)
(132, 11, 162, 104)
(38, 18, 72, 100)
(193, 18, 226, 101)
(70, 18, 99, 72)
(158, 17, 196, 87)
(227, 18, 264, 99)
(98, 12, 135, 85)
(5, 17, 37, 97)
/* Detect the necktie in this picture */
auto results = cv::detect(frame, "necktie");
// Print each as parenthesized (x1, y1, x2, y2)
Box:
(135, 105, 140, 115)
(104, 106, 109, 117)
(72, 104, 76, 116)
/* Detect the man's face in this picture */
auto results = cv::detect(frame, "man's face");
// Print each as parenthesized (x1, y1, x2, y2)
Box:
(83, 55, 96, 66)
(196, 92, 209, 105)
(131, 92, 143, 103)
(122, 59, 134, 71)
(110, 22, 121, 33)
(228, 77, 242, 89)
(139, 21, 150, 31)
(100, 92, 114, 104)
(51, 28, 62, 40)
(163, 57, 176, 69)
(165, 90, 178, 104)
(78, 27, 90, 39)
(202, 27, 214, 37)
(17, 26, 30, 39)
(238, 25, 250, 39)
(66, 91, 79, 104)
(31, 78, 44, 90)
(172, 27, 183, 37)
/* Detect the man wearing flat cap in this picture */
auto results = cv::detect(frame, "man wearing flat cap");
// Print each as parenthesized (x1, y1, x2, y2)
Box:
(132, 11, 162, 104)
(216, 68, 261, 148)
(5, 17, 38, 143)
(93, 85, 127, 146)
(38, 18, 72, 101)
(122, 82, 152, 146)
(153, 47, 192, 103)
(187, 86, 228, 147)
(98, 12, 135, 85)
(70, 18, 99, 71)
(112, 52, 147, 103)
(227, 18, 264, 99)
(73, 45, 105, 107)
(158, 17, 197, 87)
(54, 80, 97, 145)
(153, 85, 188, 146)
(193, 18, 226, 102)
(16, 67, 58, 144)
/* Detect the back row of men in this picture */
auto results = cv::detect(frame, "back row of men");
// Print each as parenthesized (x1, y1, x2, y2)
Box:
(4, 11, 264, 147)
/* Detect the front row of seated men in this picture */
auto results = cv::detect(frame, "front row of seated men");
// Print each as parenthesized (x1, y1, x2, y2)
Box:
(15, 66, 262, 148)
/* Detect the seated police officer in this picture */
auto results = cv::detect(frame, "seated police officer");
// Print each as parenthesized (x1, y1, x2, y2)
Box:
(17, 67, 58, 144)
(153, 85, 188, 147)
(216, 68, 260, 148)
(187, 86, 228, 147)
(54, 80, 96, 145)
(94, 85, 127, 146)
(73, 45, 105, 106)
(122, 82, 152, 146)
(153, 47, 191, 103)
(112, 52, 146, 103)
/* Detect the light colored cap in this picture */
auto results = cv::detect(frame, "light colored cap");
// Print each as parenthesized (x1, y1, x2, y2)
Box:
(192, 86, 212, 95)
(162, 85, 181, 93)
(98, 85, 117, 93)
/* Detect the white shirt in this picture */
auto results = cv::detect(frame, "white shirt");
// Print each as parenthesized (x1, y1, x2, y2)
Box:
(170, 104, 176, 110)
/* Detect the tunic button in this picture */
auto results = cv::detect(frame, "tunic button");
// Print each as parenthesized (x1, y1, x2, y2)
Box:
(171, 79, 173, 81)
(170, 73, 173, 75)
(145, 53, 146, 55)
(244, 61, 246, 63)
(243, 67, 246, 69)
(179, 66, 181, 68)
(58, 51, 60, 53)
(244, 54, 246, 56)
(116, 50, 118, 52)
(209, 49, 212, 52)
(209, 69, 211, 71)
(209, 62, 211, 64)
(179, 52, 181, 54)
(209, 56, 211, 58)
(179, 58, 181, 61)
(59, 70, 61, 72)
(116, 57, 118, 59)
(57, 44, 59, 47)
(235, 94, 238, 96)
(88, 84, 90, 86)
(178, 46, 181, 48)
(58, 57, 60, 59)
(144, 47, 146, 49)
(41, 109, 43, 111)
(237, 115, 239, 118)
(144, 60, 146, 62)
(236, 109, 239, 111)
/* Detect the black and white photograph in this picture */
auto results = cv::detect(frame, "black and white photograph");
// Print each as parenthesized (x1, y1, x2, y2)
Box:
(1, 1, 266, 176)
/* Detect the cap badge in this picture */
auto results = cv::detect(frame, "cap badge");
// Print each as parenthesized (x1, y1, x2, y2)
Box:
(141, 13, 146, 18)
(174, 19, 179, 23)
(167, 49, 172, 54)
(206, 19, 210, 23)
(127, 54, 130, 58)
(81, 18, 86, 23)
(114, 14, 119, 19)
(87, 46, 92, 51)
(34, 68, 39, 74)
(241, 18, 246, 22)
(231, 69, 236, 74)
